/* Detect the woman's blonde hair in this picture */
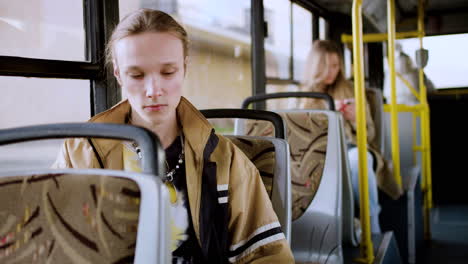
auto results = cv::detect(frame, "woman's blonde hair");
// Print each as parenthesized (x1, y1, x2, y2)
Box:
(105, 9, 188, 68)
(301, 40, 351, 96)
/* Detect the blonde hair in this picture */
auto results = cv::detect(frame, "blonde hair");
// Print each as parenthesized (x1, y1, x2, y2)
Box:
(301, 40, 352, 97)
(105, 9, 188, 68)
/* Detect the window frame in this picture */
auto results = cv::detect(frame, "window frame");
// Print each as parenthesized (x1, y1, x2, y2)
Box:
(0, 0, 120, 116)
(261, 0, 330, 88)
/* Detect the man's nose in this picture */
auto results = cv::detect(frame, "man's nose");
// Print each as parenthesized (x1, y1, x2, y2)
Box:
(145, 78, 163, 98)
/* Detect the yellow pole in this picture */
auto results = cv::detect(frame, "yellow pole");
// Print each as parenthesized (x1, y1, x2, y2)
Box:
(396, 72, 421, 101)
(352, 1, 374, 263)
(383, 104, 424, 113)
(412, 112, 418, 166)
(341, 31, 420, 43)
(387, 0, 403, 187)
(417, 0, 433, 240)
(426, 109, 433, 210)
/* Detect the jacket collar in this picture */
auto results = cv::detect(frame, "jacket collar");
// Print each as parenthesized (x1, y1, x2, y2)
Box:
(89, 97, 213, 163)
(177, 97, 214, 161)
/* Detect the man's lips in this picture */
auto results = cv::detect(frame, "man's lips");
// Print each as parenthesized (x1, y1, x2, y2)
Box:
(144, 104, 167, 111)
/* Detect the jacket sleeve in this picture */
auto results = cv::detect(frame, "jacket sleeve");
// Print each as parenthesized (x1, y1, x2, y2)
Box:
(51, 140, 73, 169)
(51, 138, 97, 169)
(227, 146, 294, 264)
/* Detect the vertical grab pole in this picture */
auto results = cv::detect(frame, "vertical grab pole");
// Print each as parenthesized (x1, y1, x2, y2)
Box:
(412, 112, 418, 166)
(352, 1, 374, 263)
(387, 0, 403, 187)
(417, 0, 433, 240)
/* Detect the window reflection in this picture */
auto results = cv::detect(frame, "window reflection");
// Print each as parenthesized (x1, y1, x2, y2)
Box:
(0, 0, 85, 61)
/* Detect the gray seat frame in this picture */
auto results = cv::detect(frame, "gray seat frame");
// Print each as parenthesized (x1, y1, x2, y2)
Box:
(235, 109, 361, 262)
(0, 168, 171, 264)
(274, 109, 343, 263)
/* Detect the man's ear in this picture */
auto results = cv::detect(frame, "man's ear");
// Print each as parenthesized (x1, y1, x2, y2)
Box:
(183, 56, 189, 76)
(113, 61, 122, 85)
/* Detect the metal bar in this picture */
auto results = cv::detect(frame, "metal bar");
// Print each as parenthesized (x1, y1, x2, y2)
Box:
(426, 106, 433, 210)
(413, 146, 424, 151)
(0, 56, 99, 79)
(412, 112, 418, 166)
(341, 31, 420, 43)
(367, 43, 384, 89)
(291, 0, 328, 17)
(351, 1, 374, 263)
(383, 104, 424, 112)
(251, 0, 266, 110)
(200, 109, 286, 140)
(241, 92, 335, 111)
(417, 0, 433, 241)
(396, 72, 421, 101)
(387, 0, 403, 187)
(266, 77, 301, 85)
(312, 13, 319, 41)
(84, 0, 120, 116)
(0, 123, 165, 176)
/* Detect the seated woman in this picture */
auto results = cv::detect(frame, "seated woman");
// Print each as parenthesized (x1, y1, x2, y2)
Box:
(299, 40, 402, 234)
(53, 9, 294, 263)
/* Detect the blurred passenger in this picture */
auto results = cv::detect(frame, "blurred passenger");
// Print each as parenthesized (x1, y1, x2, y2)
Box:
(383, 43, 435, 105)
(300, 40, 402, 234)
(53, 9, 293, 263)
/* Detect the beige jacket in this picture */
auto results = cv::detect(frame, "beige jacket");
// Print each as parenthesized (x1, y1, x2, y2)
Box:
(53, 97, 294, 263)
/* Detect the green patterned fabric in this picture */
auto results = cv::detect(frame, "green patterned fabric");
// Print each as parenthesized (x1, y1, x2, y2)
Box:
(245, 112, 329, 220)
(0, 173, 140, 263)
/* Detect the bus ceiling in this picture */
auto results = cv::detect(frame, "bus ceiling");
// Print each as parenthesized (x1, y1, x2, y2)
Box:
(302, 0, 468, 35)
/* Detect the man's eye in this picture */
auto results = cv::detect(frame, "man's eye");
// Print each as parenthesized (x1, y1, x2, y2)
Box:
(129, 73, 143, 79)
(162, 70, 176, 76)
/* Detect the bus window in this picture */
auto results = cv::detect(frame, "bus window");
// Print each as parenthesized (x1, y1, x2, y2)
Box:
(395, 33, 468, 89)
(119, 0, 252, 109)
(0, 0, 85, 61)
(264, 0, 291, 80)
(0, 77, 90, 171)
(292, 3, 312, 82)
(319, 16, 327, 40)
(0, 77, 90, 129)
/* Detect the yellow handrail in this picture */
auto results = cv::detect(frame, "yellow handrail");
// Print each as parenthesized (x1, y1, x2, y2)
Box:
(412, 112, 418, 166)
(351, 1, 374, 263)
(345, 0, 433, 244)
(387, 0, 403, 187)
(383, 104, 424, 113)
(417, 0, 433, 240)
(341, 31, 420, 43)
(396, 72, 421, 102)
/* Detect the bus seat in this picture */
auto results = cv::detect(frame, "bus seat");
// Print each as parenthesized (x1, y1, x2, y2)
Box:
(227, 135, 291, 242)
(336, 113, 361, 247)
(366, 88, 386, 154)
(0, 169, 170, 264)
(0, 123, 170, 263)
(200, 108, 291, 242)
(244, 110, 350, 263)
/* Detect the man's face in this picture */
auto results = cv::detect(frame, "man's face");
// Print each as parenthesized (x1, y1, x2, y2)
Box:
(113, 31, 185, 126)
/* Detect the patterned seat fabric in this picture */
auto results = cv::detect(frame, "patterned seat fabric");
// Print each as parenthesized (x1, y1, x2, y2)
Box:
(0, 173, 140, 263)
(229, 137, 276, 197)
(245, 112, 329, 220)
